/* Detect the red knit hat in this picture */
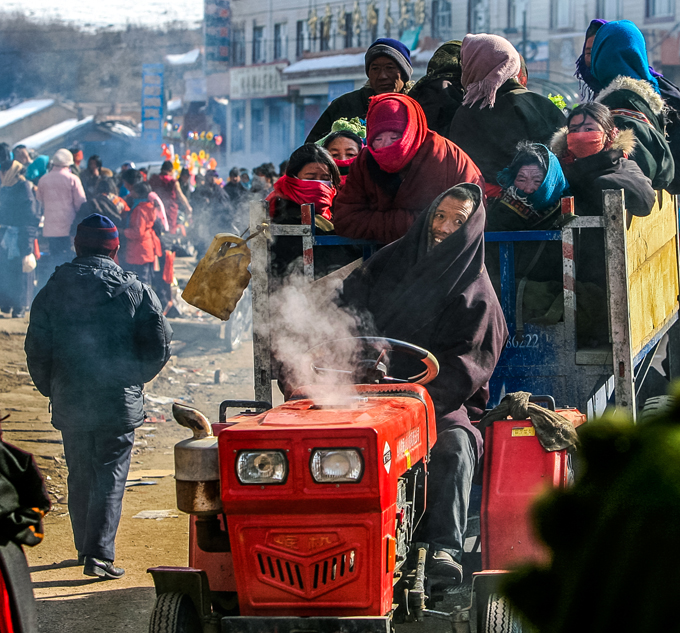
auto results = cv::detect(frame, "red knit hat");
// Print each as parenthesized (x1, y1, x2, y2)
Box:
(74, 214, 120, 251)
(366, 98, 408, 145)
(366, 94, 428, 173)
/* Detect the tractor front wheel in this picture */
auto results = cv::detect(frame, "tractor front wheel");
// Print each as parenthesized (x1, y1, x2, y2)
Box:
(482, 592, 531, 633)
(149, 592, 203, 633)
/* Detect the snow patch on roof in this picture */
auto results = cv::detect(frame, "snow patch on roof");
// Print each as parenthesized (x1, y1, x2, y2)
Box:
(105, 122, 138, 137)
(0, 99, 56, 130)
(17, 117, 94, 150)
(167, 98, 183, 112)
(166, 48, 201, 66)
(283, 53, 365, 75)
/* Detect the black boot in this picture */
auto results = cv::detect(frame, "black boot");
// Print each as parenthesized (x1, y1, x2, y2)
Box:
(83, 556, 125, 579)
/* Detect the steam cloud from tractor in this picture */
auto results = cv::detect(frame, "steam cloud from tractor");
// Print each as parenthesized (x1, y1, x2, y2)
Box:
(268, 269, 381, 403)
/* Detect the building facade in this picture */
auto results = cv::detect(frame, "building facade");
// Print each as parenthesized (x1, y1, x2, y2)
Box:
(205, 0, 680, 170)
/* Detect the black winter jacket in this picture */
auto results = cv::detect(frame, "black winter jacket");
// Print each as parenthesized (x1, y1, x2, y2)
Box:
(25, 256, 172, 432)
(305, 86, 375, 143)
(448, 78, 566, 185)
(269, 196, 360, 279)
(0, 177, 41, 256)
(595, 76, 674, 191)
(551, 127, 656, 217)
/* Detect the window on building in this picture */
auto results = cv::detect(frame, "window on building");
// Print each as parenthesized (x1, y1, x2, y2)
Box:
(231, 101, 246, 153)
(270, 101, 291, 163)
(328, 80, 355, 104)
(597, 0, 620, 19)
(274, 23, 285, 60)
(552, 0, 572, 29)
(296, 20, 305, 58)
(507, 0, 524, 30)
(251, 100, 265, 153)
(432, 1, 452, 40)
(231, 24, 246, 66)
(647, 0, 673, 17)
(344, 13, 353, 48)
(253, 25, 265, 63)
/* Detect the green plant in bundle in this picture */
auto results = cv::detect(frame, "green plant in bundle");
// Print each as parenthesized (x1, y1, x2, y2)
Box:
(548, 93, 567, 111)
(316, 117, 367, 146)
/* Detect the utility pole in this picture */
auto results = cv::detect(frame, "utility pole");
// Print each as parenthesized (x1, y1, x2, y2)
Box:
(522, 8, 527, 59)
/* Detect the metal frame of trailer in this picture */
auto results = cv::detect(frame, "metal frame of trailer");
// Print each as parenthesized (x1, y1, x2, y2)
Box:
(247, 190, 680, 420)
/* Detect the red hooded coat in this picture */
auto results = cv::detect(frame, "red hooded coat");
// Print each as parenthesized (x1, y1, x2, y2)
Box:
(123, 200, 162, 265)
(333, 94, 484, 243)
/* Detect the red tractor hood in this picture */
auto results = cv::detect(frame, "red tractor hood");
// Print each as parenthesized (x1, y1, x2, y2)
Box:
(215, 384, 437, 516)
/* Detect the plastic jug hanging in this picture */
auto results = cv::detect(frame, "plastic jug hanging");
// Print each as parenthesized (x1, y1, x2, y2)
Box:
(182, 233, 251, 321)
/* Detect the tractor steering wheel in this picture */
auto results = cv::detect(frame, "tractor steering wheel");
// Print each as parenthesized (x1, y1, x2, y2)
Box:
(308, 336, 440, 386)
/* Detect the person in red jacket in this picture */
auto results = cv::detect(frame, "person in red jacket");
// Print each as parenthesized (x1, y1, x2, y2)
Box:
(122, 182, 161, 285)
(333, 93, 485, 244)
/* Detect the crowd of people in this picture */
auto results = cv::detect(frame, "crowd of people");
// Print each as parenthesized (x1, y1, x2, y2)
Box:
(0, 17, 677, 626)
(0, 142, 274, 319)
(267, 26, 674, 280)
(263, 22, 680, 587)
(4, 22, 673, 322)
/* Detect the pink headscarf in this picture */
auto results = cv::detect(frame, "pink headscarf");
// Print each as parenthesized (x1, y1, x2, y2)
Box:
(461, 34, 521, 109)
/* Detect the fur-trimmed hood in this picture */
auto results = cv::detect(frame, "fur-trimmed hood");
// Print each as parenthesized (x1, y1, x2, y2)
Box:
(595, 75, 665, 115)
(550, 126, 637, 159)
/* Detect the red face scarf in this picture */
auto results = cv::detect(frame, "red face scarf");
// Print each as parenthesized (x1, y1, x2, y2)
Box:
(334, 156, 357, 185)
(566, 131, 606, 159)
(367, 94, 428, 174)
(267, 174, 336, 221)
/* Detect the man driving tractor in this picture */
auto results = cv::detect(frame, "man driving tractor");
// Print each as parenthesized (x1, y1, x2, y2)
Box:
(337, 183, 508, 584)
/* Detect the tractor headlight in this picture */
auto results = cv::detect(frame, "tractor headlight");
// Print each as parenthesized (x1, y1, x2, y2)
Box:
(236, 450, 288, 484)
(310, 449, 364, 483)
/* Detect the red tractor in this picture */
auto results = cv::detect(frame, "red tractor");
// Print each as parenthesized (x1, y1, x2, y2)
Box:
(148, 338, 582, 633)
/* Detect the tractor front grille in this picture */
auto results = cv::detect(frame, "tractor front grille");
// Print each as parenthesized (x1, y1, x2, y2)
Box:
(254, 548, 358, 598)
(312, 550, 356, 589)
(257, 552, 306, 591)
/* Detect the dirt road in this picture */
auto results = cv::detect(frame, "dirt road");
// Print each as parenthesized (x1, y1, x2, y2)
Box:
(0, 312, 256, 632)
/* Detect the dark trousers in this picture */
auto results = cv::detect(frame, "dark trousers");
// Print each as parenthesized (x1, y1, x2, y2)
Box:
(124, 262, 153, 286)
(0, 255, 34, 311)
(153, 251, 172, 308)
(61, 428, 135, 561)
(421, 426, 477, 563)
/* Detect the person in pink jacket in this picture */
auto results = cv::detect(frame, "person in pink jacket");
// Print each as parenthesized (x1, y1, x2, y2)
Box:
(36, 148, 87, 266)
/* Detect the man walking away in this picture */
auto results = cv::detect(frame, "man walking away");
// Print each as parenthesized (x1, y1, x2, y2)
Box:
(25, 214, 172, 579)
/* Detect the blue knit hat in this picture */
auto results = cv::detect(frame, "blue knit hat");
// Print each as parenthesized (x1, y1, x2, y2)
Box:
(74, 213, 120, 251)
(365, 38, 413, 81)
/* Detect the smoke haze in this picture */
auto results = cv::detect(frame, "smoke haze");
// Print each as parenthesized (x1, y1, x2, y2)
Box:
(269, 270, 378, 403)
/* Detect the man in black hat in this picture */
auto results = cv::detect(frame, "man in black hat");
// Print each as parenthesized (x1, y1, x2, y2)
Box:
(25, 214, 172, 579)
(306, 38, 414, 143)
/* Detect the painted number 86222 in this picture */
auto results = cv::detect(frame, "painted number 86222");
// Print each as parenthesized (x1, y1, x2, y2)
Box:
(506, 334, 540, 349)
